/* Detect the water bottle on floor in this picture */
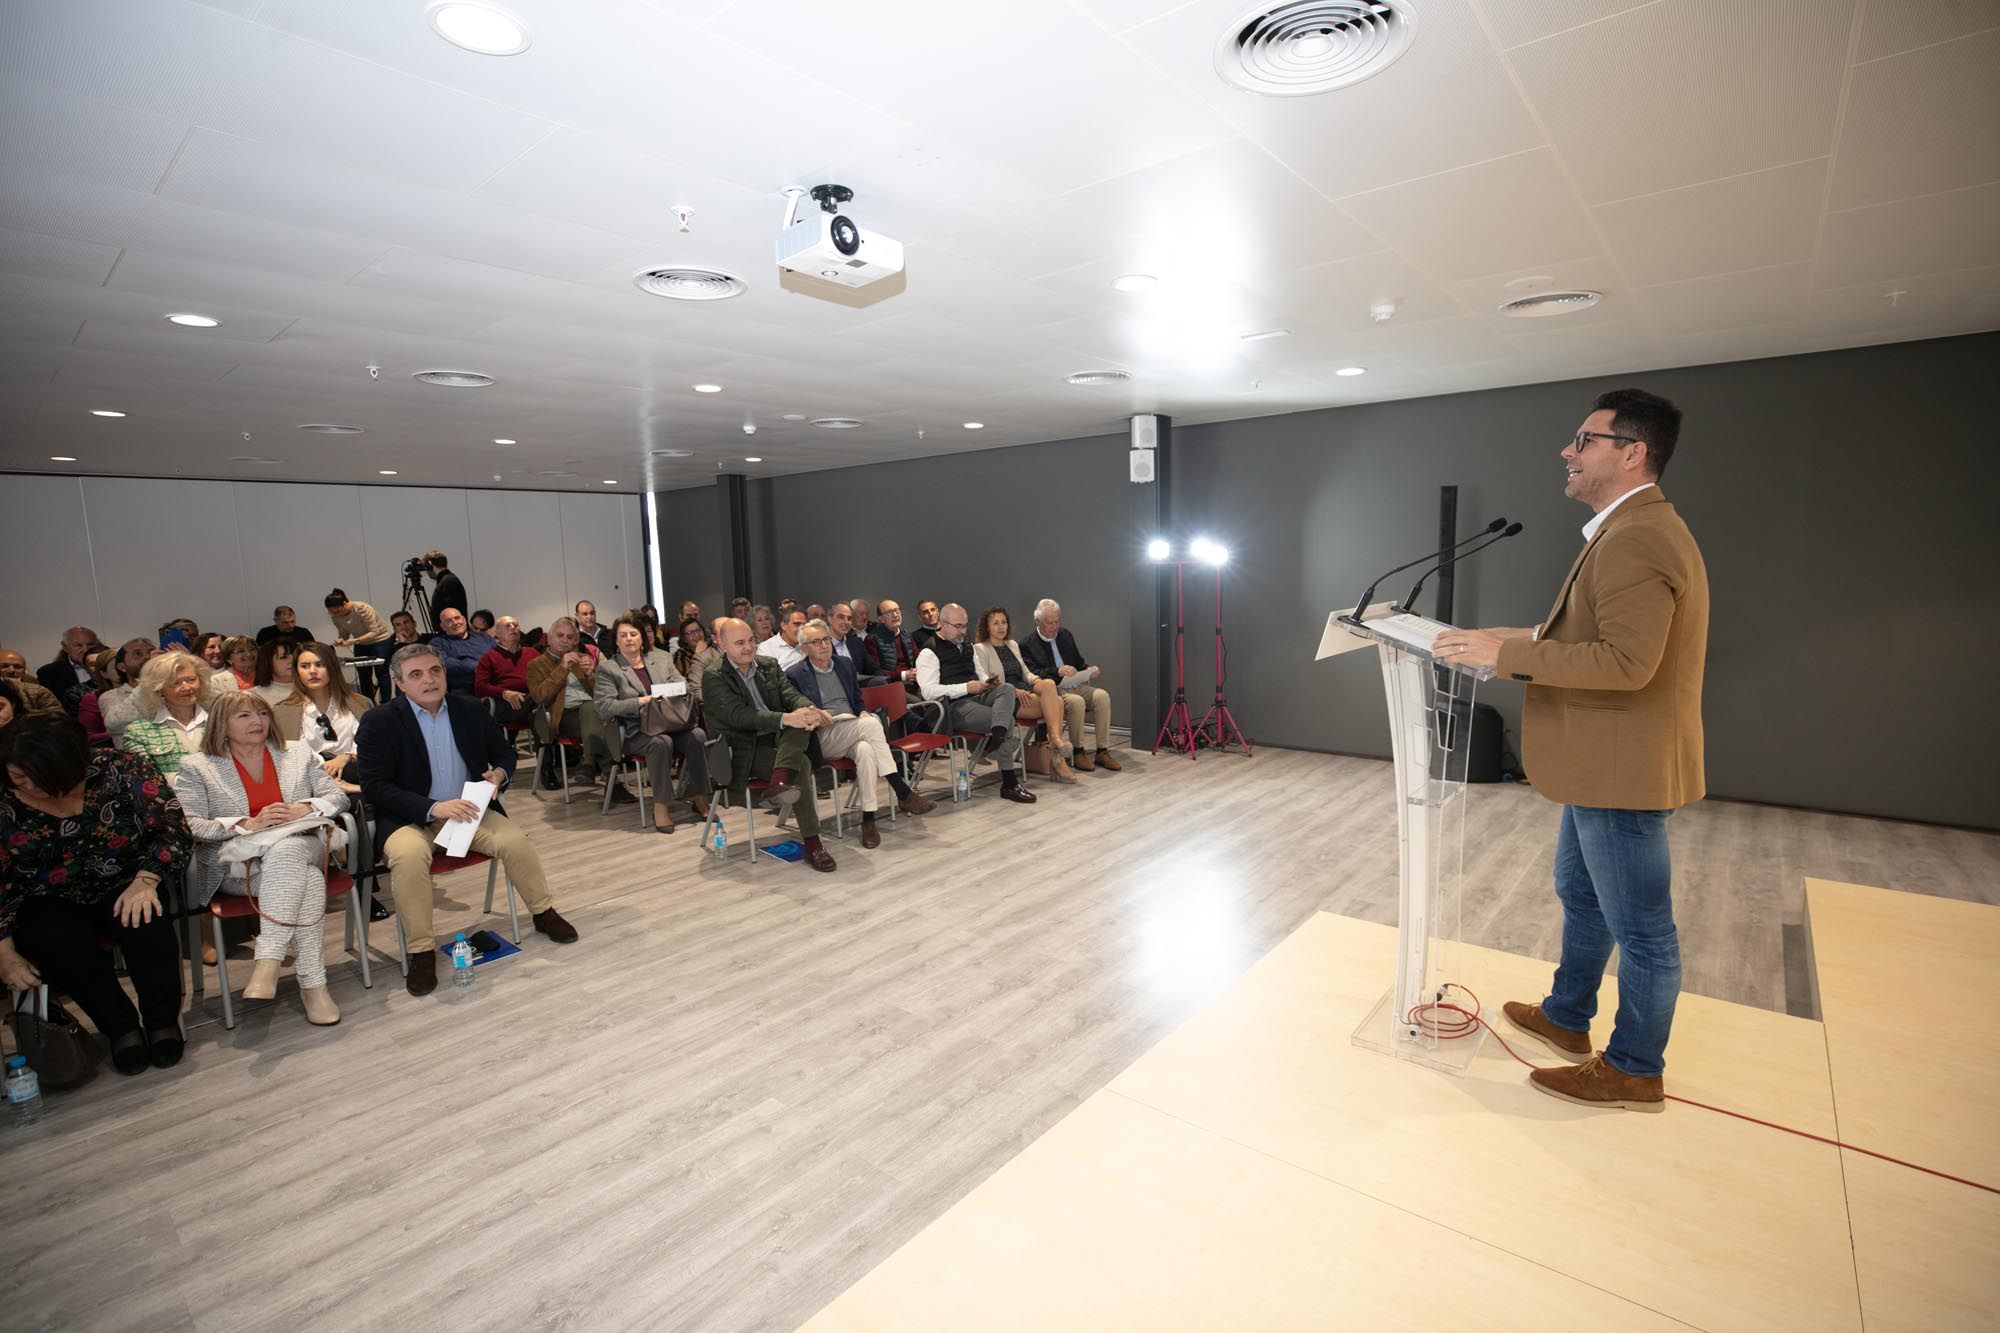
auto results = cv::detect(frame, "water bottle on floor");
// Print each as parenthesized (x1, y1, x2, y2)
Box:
(710, 819, 727, 860)
(955, 763, 970, 801)
(6, 1055, 42, 1126)
(451, 933, 475, 989)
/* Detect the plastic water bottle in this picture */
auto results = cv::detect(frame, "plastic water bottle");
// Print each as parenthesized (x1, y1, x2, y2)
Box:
(5, 1055, 42, 1126)
(955, 764, 971, 802)
(710, 819, 727, 860)
(451, 933, 475, 988)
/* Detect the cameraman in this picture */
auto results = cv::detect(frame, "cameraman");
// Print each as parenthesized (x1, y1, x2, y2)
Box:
(422, 550, 468, 629)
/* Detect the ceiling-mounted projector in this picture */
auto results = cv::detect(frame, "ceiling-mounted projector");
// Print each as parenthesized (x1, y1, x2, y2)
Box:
(777, 183, 903, 288)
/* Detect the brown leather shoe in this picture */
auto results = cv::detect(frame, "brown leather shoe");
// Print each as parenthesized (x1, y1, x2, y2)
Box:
(406, 950, 438, 997)
(1094, 748, 1122, 771)
(861, 821, 881, 849)
(1000, 781, 1037, 804)
(689, 793, 710, 818)
(1529, 1053, 1665, 1112)
(897, 792, 937, 815)
(759, 780, 801, 811)
(1502, 1000, 1592, 1063)
(1071, 748, 1096, 772)
(804, 843, 837, 872)
(532, 908, 579, 943)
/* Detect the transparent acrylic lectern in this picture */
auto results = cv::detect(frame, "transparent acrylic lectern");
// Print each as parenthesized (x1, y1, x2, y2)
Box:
(1318, 607, 1495, 1074)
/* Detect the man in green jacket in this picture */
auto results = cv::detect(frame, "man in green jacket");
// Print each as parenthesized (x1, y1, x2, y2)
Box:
(702, 617, 837, 873)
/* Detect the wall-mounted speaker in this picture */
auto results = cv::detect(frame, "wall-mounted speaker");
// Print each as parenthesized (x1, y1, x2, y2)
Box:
(1129, 449, 1156, 483)
(1130, 414, 1158, 450)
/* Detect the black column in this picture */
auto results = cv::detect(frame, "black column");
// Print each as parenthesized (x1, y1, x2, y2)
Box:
(1435, 484, 1459, 622)
(1128, 416, 1172, 748)
(716, 473, 751, 604)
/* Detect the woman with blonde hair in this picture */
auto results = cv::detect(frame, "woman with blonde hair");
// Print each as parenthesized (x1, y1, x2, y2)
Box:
(214, 635, 258, 692)
(177, 690, 348, 1025)
(121, 650, 214, 784)
(972, 605, 1076, 782)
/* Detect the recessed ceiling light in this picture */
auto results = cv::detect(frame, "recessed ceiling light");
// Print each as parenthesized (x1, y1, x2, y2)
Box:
(297, 423, 366, 435)
(962, 421, 985, 430)
(633, 267, 747, 301)
(782, 413, 806, 421)
(90, 409, 125, 418)
(428, 3, 531, 56)
(230, 455, 284, 465)
(1497, 290, 1602, 318)
(811, 418, 862, 430)
(743, 456, 763, 463)
(650, 449, 693, 458)
(1066, 369, 1133, 386)
(1111, 273, 1158, 293)
(536, 469, 577, 478)
(165, 313, 220, 328)
(693, 383, 722, 394)
(1335, 366, 1367, 377)
(602, 479, 618, 485)
(49, 455, 77, 462)
(493, 437, 516, 445)
(1240, 329, 1290, 342)
(413, 369, 495, 388)
(379, 469, 399, 476)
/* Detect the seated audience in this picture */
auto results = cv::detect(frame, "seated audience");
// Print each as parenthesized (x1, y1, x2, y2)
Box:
(326, 589, 393, 702)
(913, 601, 942, 652)
(787, 620, 935, 846)
(672, 617, 722, 706)
(122, 650, 213, 784)
(866, 599, 923, 687)
(702, 617, 837, 872)
(256, 605, 323, 646)
(974, 606, 1077, 782)
(0, 714, 191, 1073)
(848, 597, 874, 638)
(74, 646, 121, 745)
(470, 608, 496, 636)
(37, 626, 98, 715)
(826, 602, 884, 685)
(91, 638, 159, 743)
(215, 635, 259, 693)
(1019, 599, 1121, 772)
(474, 615, 539, 725)
(252, 638, 299, 707)
(574, 600, 616, 657)
(0, 648, 66, 716)
(758, 608, 808, 672)
(595, 616, 710, 835)
(526, 617, 615, 789)
(728, 596, 752, 622)
(286, 643, 364, 785)
(428, 607, 495, 695)
(356, 643, 577, 997)
(805, 602, 827, 624)
(0, 680, 22, 741)
(194, 632, 228, 671)
(677, 599, 702, 628)
(749, 604, 776, 642)
(389, 611, 422, 647)
(917, 603, 1033, 804)
(176, 691, 348, 1026)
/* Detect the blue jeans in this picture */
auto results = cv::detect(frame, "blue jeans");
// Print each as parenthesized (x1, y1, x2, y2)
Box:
(1541, 805, 1681, 1078)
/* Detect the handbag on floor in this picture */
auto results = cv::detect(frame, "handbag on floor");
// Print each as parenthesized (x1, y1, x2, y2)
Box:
(8, 997, 102, 1090)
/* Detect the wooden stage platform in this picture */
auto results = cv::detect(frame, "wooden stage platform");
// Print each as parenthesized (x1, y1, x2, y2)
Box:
(802, 880, 1999, 1332)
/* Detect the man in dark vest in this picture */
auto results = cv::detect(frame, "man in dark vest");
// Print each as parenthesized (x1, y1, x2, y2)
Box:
(915, 602, 1034, 805)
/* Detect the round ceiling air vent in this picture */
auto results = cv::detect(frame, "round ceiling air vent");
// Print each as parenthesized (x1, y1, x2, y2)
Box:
(536, 468, 577, 477)
(412, 369, 495, 387)
(1216, 1, 1415, 97)
(649, 449, 693, 458)
(811, 417, 863, 429)
(296, 423, 366, 435)
(1066, 370, 1133, 386)
(1497, 290, 1603, 318)
(633, 267, 748, 301)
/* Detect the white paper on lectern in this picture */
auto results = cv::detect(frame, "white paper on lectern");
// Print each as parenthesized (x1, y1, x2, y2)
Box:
(1314, 603, 1397, 660)
(650, 681, 686, 699)
(434, 780, 496, 857)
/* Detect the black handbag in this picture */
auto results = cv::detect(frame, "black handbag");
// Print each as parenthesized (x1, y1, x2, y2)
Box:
(9, 997, 103, 1090)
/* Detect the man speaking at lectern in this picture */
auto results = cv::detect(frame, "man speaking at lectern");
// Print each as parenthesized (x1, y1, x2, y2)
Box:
(1432, 388, 1707, 1113)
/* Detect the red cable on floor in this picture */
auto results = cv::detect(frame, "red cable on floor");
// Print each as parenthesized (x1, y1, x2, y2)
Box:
(1407, 983, 2000, 1198)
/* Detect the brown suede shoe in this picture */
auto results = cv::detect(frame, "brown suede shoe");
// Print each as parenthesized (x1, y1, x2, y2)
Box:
(1071, 748, 1096, 772)
(1094, 748, 1122, 771)
(406, 950, 438, 997)
(1502, 1000, 1592, 1063)
(532, 908, 579, 943)
(897, 792, 937, 815)
(1529, 1054, 1665, 1112)
(860, 821, 881, 849)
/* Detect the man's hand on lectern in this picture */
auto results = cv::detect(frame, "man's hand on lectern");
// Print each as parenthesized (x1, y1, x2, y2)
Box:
(1431, 628, 1506, 669)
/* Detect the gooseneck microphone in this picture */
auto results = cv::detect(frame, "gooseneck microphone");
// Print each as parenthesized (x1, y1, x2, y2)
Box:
(1348, 517, 1508, 622)
(1398, 522, 1524, 614)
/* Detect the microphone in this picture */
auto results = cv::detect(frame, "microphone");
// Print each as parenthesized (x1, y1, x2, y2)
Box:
(1398, 522, 1523, 614)
(1348, 518, 1507, 622)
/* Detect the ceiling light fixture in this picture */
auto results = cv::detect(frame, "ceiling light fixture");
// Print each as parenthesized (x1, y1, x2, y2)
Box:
(650, 449, 693, 458)
(962, 421, 984, 430)
(493, 437, 516, 444)
(692, 383, 722, 394)
(50, 455, 77, 462)
(811, 418, 862, 429)
(1217, 0, 1416, 97)
(413, 369, 495, 387)
(633, 267, 747, 301)
(166, 313, 220, 328)
(1335, 365, 1367, 377)
(781, 413, 806, 421)
(90, 409, 126, 418)
(379, 469, 399, 476)
(1111, 273, 1158, 293)
(297, 423, 366, 435)
(743, 456, 763, 463)
(602, 479, 618, 485)
(428, 3, 531, 56)
(1240, 329, 1290, 342)
(1066, 370, 1132, 386)
(1497, 290, 1602, 318)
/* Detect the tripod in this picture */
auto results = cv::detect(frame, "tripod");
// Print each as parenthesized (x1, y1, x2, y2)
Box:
(401, 566, 435, 635)
(1195, 564, 1251, 756)
(1151, 560, 1200, 758)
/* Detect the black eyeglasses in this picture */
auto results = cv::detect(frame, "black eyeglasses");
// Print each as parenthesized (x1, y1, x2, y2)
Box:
(1571, 430, 1638, 450)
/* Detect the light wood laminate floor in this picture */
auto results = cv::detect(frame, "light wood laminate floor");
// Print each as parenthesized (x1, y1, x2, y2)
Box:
(5, 748, 1997, 1331)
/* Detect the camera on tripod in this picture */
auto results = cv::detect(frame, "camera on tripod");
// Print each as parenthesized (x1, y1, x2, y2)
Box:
(402, 555, 431, 580)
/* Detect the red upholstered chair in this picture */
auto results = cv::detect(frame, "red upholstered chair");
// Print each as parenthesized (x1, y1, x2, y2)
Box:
(210, 811, 375, 1029)
(861, 683, 954, 800)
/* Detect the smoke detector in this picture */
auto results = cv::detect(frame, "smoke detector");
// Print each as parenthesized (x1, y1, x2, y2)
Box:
(633, 266, 747, 301)
(1497, 290, 1603, 318)
(1216, 1, 1416, 97)
(413, 369, 495, 388)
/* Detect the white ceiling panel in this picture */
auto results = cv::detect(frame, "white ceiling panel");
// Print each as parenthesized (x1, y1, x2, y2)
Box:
(1505, 317, 1665, 369)
(0, 225, 119, 286)
(1808, 266, 2000, 339)
(0, 78, 189, 194)
(1852, 0, 1999, 61)
(1593, 158, 1828, 287)
(1656, 321, 1812, 369)
(1817, 182, 2000, 288)
(1337, 150, 1602, 281)
(1475, 0, 1662, 50)
(1445, 256, 1633, 332)
(1508, 0, 1856, 203)
(100, 250, 502, 341)
(1251, 251, 1466, 332)
(1826, 27, 2000, 210)
(1633, 263, 1813, 338)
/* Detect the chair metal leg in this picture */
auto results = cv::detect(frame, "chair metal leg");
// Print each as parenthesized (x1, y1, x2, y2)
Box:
(212, 916, 235, 1030)
(392, 914, 408, 977)
(822, 768, 843, 839)
(346, 888, 372, 989)
(633, 756, 648, 830)
(558, 743, 571, 804)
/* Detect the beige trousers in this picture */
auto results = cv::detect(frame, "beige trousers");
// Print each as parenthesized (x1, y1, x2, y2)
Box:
(382, 809, 554, 954)
(1060, 686, 1114, 752)
(814, 713, 895, 812)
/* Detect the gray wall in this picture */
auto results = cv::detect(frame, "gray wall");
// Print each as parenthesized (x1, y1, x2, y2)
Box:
(657, 331, 2000, 830)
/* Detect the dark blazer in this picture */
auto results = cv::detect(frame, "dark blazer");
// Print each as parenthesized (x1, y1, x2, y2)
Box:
(36, 655, 90, 715)
(866, 624, 920, 677)
(833, 631, 885, 686)
(701, 654, 820, 790)
(1018, 627, 1090, 678)
(785, 655, 863, 715)
(355, 694, 515, 858)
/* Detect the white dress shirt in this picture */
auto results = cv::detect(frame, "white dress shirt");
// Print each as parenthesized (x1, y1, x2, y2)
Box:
(1581, 482, 1655, 542)
(758, 632, 804, 671)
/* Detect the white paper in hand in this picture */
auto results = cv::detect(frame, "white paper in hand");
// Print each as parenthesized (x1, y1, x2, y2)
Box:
(1057, 665, 1100, 694)
(649, 681, 687, 699)
(434, 780, 496, 858)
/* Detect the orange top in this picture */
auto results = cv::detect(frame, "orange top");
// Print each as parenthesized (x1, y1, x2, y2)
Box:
(232, 752, 284, 816)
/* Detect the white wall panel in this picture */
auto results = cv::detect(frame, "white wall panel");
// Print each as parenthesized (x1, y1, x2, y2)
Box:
(232, 481, 369, 640)
(558, 493, 640, 622)
(465, 489, 568, 631)
(357, 486, 473, 633)
(85, 477, 246, 641)
(0, 475, 98, 662)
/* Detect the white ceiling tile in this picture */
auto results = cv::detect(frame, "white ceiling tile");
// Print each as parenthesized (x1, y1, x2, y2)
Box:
(1123, 0, 1547, 198)
(474, 130, 777, 247)
(1593, 158, 1828, 286)
(1507, 0, 1856, 203)
(1072, 0, 1206, 33)
(1655, 322, 1811, 369)
(1250, 251, 1467, 331)
(1853, 0, 2000, 61)
(101, 249, 502, 340)
(1445, 255, 1633, 331)
(1337, 149, 1602, 280)
(1476, 0, 1660, 50)
(0, 226, 120, 286)
(1367, 314, 1523, 365)
(1808, 266, 2000, 339)
(1634, 263, 1812, 337)
(1816, 182, 2000, 287)
(1827, 28, 2000, 210)
(0, 80, 190, 194)
(0, 268, 296, 344)
(1504, 317, 1664, 368)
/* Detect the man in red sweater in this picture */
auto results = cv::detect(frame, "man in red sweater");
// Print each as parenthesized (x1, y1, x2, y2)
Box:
(474, 615, 540, 726)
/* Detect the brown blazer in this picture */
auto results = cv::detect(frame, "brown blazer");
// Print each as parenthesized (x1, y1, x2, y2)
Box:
(1495, 487, 1708, 811)
(525, 644, 597, 733)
